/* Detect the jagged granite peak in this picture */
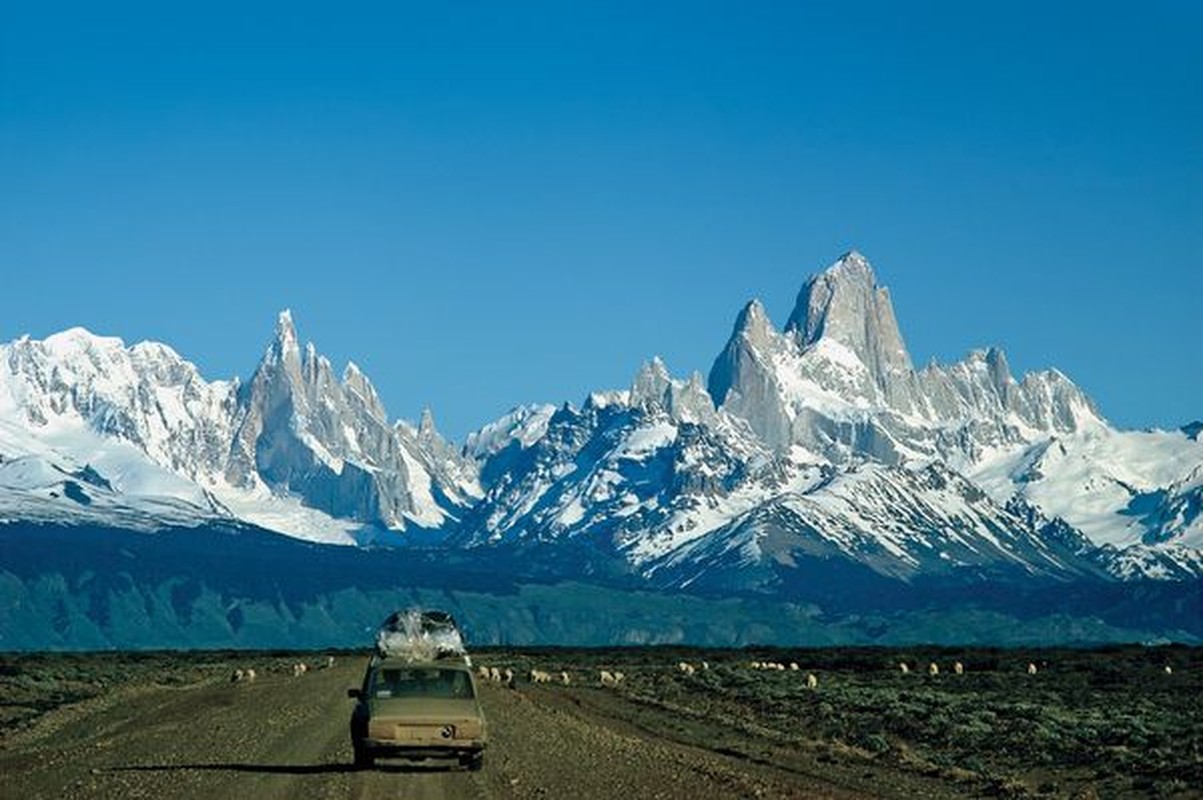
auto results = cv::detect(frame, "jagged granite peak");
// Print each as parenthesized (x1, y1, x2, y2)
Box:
(708, 299, 794, 450)
(668, 371, 718, 426)
(784, 250, 913, 386)
(630, 358, 716, 426)
(225, 311, 476, 528)
(708, 299, 778, 407)
(275, 308, 299, 349)
(631, 356, 673, 409)
(706, 251, 1106, 463)
(342, 361, 387, 423)
(419, 407, 438, 439)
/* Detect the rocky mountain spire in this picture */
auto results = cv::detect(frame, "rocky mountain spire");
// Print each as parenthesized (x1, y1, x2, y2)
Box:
(784, 251, 912, 388)
(708, 299, 792, 450)
(225, 310, 479, 528)
(708, 299, 777, 409)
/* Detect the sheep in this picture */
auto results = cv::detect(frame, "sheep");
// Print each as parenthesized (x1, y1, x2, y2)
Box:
(291, 663, 308, 678)
(898, 662, 910, 675)
(325, 655, 335, 669)
(529, 669, 553, 684)
(477, 666, 491, 681)
(806, 673, 818, 689)
(928, 662, 940, 677)
(953, 661, 964, 676)
(613, 671, 625, 683)
(231, 668, 245, 683)
(560, 671, 571, 685)
(750, 661, 762, 669)
(245, 668, 256, 682)
(789, 662, 800, 672)
(678, 662, 696, 677)
(600, 670, 618, 686)
(701, 662, 709, 671)
(489, 667, 502, 683)
(1164, 665, 1173, 675)
(1027, 663, 1038, 675)
(502, 668, 515, 688)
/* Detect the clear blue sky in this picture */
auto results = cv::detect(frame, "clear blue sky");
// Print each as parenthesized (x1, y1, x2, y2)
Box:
(2, 1, 1199, 438)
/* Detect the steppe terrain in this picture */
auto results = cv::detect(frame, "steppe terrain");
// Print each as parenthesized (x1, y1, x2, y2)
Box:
(1, 646, 1199, 799)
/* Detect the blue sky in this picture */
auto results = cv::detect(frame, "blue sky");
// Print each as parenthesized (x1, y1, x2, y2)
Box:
(2, 1, 1199, 438)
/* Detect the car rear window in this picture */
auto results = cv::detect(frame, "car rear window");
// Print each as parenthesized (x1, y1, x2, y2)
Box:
(370, 667, 474, 699)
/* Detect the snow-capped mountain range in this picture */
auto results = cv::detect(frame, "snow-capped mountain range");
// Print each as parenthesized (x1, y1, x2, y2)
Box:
(3, 252, 1201, 595)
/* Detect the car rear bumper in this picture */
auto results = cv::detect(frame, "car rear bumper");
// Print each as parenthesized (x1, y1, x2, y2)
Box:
(359, 738, 485, 759)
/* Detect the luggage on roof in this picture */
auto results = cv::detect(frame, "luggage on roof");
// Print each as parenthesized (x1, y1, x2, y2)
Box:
(374, 608, 467, 661)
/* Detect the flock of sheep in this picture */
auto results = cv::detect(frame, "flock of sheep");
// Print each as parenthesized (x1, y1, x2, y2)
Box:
(229, 655, 336, 683)
(226, 653, 1177, 688)
(470, 657, 1179, 691)
(475, 665, 626, 688)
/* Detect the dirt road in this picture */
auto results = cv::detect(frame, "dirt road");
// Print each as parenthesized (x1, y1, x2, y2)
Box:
(0, 657, 917, 800)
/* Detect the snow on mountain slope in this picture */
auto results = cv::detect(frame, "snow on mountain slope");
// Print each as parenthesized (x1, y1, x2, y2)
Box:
(458, 357, 1109, 586)
(970, 426, 1203, 548)
(0, 250, 1197, 589)
(0, 327, 238, 483)
(646, 460, 1103, 593)
(0, 314, 480, 541)
(464, 404, 558, 460)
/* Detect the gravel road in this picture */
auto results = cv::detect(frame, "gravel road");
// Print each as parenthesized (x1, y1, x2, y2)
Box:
(0, 657, 925, 799)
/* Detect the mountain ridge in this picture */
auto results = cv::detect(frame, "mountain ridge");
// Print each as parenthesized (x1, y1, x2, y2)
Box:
(2, 252, 1200, 600)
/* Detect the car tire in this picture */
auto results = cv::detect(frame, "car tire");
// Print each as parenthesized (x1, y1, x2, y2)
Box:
(354, 746, 375, 769)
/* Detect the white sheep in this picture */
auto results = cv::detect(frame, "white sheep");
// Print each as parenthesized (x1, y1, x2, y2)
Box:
(701, 662, 709, 671)
(502, 668, 515, 687)
(899, 662, 910, 675)
(477, 666, 491, 681)
(806, 673, 818, 689)
(291, 663, 308, 678)
(560, 671, 571, 685)
(678, 662, 696, 676)
(245, 668, 256, 682)
(613, 671, 625, 683)
(750, 661, 762, 669)
(600, 670, 617, 686)
(529, 669, 553, 684)
(929, 662, 940, 677)
(231, 668, 245, 683)
(789, 662, 799, 672)
(325, 655, 335, 669)
(489, 667, 502, 683)
(1027, 663, 1038, 675)
(1164, 665, 1173, 675)
(953, 661, 964, 676)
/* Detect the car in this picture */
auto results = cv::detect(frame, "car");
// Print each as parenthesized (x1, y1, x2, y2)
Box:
(348, 655, 487, 770)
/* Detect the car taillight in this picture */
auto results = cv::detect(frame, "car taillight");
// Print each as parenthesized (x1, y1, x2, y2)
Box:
(456, 720, 482, 738)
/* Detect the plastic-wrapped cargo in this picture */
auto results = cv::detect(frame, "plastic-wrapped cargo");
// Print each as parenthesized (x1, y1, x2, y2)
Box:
(374, 609, 468, 662)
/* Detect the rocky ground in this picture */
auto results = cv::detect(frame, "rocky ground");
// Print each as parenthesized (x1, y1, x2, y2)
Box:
(0, 646, 1199, 799)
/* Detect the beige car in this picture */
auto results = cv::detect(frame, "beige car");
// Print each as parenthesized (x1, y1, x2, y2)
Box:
(348, 656, 487, 769)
